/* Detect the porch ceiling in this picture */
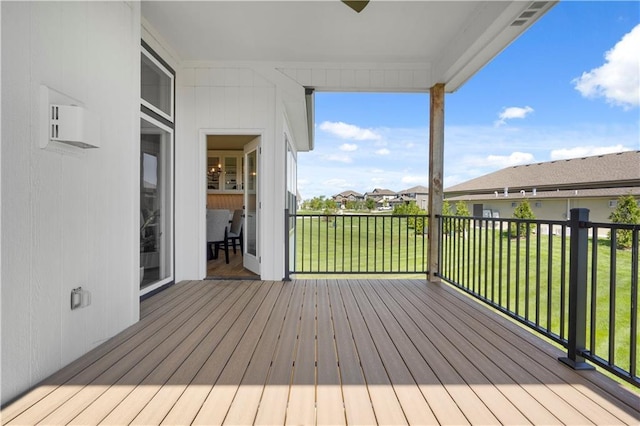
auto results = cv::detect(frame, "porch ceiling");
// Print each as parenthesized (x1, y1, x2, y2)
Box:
(141, 0, 556, 92)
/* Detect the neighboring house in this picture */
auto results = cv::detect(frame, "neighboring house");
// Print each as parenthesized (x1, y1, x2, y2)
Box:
(399, 185, 430, 210)
(364, 188, 398, 203)
(333, 190, 364, 205)
(1, 1, 556, 404)
(444, 151, 640, 223)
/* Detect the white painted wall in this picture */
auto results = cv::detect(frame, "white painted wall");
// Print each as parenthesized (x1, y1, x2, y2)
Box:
(175, 64, 289, 281)
(1, 1, 140, 404)
(456, 197, 628, 223)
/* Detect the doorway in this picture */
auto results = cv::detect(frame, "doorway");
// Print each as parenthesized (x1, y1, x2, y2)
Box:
(203, 133, 261, 279)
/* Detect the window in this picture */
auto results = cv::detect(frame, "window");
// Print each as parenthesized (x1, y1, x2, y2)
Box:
(534, 201, 542, 208)
(141, 45, 174, 122)
(609, 200, 618, 208)
(140, 41, 175, 295)
(511, 202, 517, 208)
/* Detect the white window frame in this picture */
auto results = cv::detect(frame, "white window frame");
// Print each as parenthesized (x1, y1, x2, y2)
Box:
(141, 45, 175, 123)
(139, 112, 175, 296)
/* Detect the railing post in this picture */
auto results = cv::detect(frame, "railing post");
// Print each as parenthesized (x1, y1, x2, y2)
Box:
(283, 208, 291, 281)
(559, 208, 594, 370)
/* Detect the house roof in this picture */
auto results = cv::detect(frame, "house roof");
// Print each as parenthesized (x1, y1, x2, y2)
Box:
(445, 151, 640, 196)
(141, 1, 556, 92)
(366, 188, 397, 196)
(334, 190, 363, 198)
(399, 185, 429, 195)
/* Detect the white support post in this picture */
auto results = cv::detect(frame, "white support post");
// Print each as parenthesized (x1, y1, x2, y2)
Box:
(428, 83, 445, 282)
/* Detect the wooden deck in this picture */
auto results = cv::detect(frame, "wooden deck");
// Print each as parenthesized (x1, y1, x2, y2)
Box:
(207, 249, 259, 279)
(2, 279, 639, 425)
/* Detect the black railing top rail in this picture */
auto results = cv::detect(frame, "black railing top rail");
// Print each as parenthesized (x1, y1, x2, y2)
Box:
(438, 214, 640, 230)
(437, 214, 569, 226)
(293, 212, 429, 217)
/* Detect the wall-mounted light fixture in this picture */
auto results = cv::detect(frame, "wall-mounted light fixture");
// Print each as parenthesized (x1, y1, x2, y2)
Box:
(40, 85, 100, 151)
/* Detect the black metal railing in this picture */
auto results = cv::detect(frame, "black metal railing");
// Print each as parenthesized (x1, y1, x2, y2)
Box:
(437, 209, 639, 387)
(284, 210, 428, 277)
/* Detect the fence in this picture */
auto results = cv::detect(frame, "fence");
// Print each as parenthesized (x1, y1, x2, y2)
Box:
(284, 210, 428, 277)
(437, 209, 639, 387)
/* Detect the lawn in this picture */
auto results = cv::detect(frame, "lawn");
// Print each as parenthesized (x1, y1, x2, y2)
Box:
(293, 214, 427, 274)
(439, 221, 638, 378)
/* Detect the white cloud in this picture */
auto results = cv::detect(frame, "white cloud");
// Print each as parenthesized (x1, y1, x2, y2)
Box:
(550, 144, 632, 160)
(319, 121, 381, 140)
(323, 178, 350, 189)
(375, 148, 390, 155)
(573, 24, 640, 109)
(401, 175, 427, 185)
(486, 151, 535, 167)
(339, 143, 358, 152)
(324, 154, 353, 163)
(495, 106, 534, 126)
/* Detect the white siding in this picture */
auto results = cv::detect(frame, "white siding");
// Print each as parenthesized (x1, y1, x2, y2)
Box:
(1, 1, 140, 404)
(175, 64, 294, 281)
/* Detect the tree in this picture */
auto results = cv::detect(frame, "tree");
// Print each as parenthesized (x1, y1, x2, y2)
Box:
(441, 200, 453, 235)
(393, 201, 427, 233)
(442, 200, 453, 216)
(454, 201, 470, 217)
(609, 195, 640, 249)
(453, 201, 471, 234)
(511, 199, 535, 237)
(365, 198, 376, 211)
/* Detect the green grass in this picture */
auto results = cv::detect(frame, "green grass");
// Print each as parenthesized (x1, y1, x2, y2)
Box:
(440, 222, 639, 379)
(293, 214, 427, 274)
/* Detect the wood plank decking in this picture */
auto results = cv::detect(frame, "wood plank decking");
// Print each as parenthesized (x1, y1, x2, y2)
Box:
(2, 279, 639, 425)
(207, 249, 259, 280)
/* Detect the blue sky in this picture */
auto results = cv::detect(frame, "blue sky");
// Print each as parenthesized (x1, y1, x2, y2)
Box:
(297, 1, 640, 200)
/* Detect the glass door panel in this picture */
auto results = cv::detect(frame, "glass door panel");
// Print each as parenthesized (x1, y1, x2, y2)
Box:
(224, 156, 238, 190)
(243, 139, 260, 274)
(140, 116, 173, 291)
(207, 155, 221, 190)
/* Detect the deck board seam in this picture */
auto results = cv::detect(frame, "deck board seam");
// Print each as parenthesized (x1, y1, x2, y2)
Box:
(420, 279, 640, 420)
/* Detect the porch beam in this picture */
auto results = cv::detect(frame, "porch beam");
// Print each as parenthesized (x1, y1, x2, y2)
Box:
(428, 83, 445, 282)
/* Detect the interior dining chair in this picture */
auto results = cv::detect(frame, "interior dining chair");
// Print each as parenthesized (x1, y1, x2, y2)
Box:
(207, 209, 230, 264)
(227, 209, 243, 255)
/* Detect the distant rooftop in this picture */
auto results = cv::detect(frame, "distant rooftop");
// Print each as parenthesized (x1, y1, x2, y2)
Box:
(445, 151, 640, 196)
(399, 185, 429, 195)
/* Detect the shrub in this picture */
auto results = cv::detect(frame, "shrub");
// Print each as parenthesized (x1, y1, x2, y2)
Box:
(511, 199, 535, 237)
(454, 201, 470, 234)
(393, 201, 427, 234)
(442, 200, 453, 235)
(609, 195, 640, 249)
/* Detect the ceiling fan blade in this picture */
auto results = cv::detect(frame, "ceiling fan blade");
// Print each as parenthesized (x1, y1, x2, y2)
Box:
(342, 1, 369, 13)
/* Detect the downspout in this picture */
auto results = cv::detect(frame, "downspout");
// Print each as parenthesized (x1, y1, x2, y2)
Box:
(305, 88, 315, 151)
